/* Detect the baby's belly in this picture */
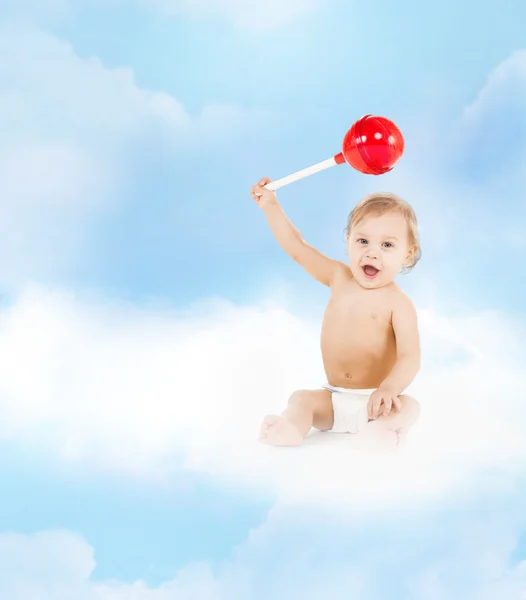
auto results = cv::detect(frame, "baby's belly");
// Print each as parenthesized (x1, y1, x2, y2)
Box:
(320, 324, 396, 388)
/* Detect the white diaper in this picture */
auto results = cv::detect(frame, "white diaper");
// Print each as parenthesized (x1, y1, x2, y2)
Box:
(322, 384, 374, 434)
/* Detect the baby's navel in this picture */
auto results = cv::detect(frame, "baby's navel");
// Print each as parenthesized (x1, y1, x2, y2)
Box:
(345, 372, 353, 380)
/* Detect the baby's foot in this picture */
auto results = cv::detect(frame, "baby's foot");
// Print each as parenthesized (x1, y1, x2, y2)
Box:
(358, 420, 400, 452)
(395, 427, 407, 448)
(259, 415, 303, 447)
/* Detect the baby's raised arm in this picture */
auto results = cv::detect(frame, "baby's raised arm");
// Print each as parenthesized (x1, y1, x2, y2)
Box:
(251, 177, 342, 287)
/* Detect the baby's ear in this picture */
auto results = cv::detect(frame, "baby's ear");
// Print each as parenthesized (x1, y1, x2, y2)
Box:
(404, 245, 416, 264)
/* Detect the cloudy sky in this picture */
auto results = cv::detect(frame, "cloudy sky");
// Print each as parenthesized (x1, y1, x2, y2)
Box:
(1, 0, 526, 598)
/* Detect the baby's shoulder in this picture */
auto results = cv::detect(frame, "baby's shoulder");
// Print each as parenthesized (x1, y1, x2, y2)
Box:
(387, 286, 417, 320)
(335, 262, 353, 278)
(330, 262, 353, 287)
(379, 283, 413, 308)
(389, 284, 413, 302)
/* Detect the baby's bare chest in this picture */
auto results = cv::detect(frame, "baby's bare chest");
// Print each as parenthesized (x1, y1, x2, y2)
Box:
(321, 292, 393, 348)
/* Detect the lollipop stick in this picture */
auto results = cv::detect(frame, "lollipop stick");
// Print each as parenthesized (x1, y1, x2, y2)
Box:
(264, 153, 345, 191)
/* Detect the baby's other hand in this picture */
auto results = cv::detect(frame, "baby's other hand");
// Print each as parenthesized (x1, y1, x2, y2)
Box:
(251, 177, 278, 209)
(368, 387, 401, 419)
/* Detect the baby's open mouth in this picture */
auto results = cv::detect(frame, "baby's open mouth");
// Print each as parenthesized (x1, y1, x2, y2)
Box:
(362, 265, 380, 278)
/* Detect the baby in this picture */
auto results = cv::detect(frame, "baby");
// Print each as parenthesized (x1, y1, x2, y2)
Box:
(251, 177, 422, 448)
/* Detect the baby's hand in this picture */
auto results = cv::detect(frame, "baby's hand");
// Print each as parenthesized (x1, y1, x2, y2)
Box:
(368, 387, 401, 419)
(250, 177, 278, 209)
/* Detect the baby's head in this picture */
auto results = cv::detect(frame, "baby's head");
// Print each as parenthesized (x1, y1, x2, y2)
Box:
(345, 192, 421, 289)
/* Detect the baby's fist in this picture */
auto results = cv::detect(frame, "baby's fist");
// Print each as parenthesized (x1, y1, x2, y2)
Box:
(251, 177, 278, 208)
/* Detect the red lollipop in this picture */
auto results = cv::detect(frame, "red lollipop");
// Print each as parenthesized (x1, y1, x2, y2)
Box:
(264, 114, 404, 192)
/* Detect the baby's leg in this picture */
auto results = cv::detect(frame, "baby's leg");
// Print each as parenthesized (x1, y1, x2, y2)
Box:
(361, 394, 421, 449)
(259, 389, 334, 447)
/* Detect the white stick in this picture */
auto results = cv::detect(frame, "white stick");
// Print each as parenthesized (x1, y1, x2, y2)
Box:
(264, 156, 338, 191)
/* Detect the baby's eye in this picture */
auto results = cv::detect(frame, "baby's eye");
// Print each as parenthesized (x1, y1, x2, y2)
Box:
(357, 238, 367, 244)
(383, 242, 394, 248)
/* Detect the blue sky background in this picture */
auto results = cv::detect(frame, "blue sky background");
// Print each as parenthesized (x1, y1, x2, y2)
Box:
(1, 0, 526, 598)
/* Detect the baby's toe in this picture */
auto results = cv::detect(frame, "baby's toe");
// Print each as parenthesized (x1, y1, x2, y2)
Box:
(259, 415, 278, 440)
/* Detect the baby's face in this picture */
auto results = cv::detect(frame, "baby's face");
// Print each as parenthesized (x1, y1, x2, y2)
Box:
(347, 211, 414, 288)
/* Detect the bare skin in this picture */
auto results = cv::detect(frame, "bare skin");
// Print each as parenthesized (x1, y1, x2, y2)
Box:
(251, 178, 422, 448)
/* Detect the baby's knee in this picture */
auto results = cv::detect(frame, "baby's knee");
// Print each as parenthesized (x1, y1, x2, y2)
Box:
(288, 389, 313, 409)
(400, 394, 421, 421)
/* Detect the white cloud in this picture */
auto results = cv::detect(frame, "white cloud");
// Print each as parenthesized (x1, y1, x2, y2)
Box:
(0, 531, 227, 600)
(0, 24, 192, 141)
(146, 0, 321, 31)
(0, 23, 266, 291)
(451, 49, 526, 185)
(0, 23, 179, 289)
(0, 284, 525, 510)
(0, 531, 95, 600)
(1, 517, 526, 600)
(0, 138, 114, 287)
(458, 47, 526, 253)
(463, 50, 526, 122)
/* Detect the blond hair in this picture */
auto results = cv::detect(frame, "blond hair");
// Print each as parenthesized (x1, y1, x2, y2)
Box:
(345, 192, 421, 272)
